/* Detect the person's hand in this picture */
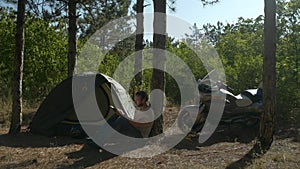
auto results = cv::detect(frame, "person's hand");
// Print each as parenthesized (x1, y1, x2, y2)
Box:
(110, 105, 123, 116)
(115, 108, 124, 116)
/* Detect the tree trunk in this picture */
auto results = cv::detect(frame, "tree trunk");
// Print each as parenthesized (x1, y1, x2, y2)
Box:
(149, 0, 166, 136)
(133, 0, 144, 96)
(68, 0, 77, 77)
(257, 0, 277, 152)
(9, 0, 25, 134)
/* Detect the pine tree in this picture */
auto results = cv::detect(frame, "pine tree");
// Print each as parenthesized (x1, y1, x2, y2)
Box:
(9, 0, 25, 134)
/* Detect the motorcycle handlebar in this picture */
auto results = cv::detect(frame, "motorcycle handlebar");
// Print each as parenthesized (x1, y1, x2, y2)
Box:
(216, 81, 235, 93)
(198, 79, 235, 94)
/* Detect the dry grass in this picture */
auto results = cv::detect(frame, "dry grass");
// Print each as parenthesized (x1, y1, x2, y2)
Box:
(0, 105, 299, 169)
(0, 128, 299, 169)
(0, 99, 39, 128)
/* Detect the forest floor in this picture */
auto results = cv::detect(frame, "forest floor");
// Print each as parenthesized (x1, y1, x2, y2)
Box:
(0, 107, 299, 169)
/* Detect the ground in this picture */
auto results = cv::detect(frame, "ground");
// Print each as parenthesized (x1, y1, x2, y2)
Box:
(0, 107, 299, 169)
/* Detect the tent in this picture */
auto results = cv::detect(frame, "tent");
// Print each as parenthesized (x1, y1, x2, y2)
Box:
(29, 73, 135, 137)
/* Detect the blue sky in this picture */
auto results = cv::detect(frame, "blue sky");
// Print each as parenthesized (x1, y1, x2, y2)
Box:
(1, 0, 264, 27)
(144, 0, 264, 26)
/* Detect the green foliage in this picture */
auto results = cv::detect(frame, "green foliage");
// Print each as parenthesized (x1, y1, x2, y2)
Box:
(0, 0, 299, 127)
(165, 39, 206, 104)
(0, 9, 15, 98)
(276, 0, 300, 122)
(200, 0, 300, 124)
(215, 17, 264, 92)
(23, 17, 68, 100)
(0, 9, 68, 102)
(167, 0, 299, 125)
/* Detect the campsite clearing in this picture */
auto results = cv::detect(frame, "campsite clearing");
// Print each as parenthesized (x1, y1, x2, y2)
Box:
(0, 107, 299, 169)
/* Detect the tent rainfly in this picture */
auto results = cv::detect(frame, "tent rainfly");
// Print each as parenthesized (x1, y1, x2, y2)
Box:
(29, 73, 135, 137)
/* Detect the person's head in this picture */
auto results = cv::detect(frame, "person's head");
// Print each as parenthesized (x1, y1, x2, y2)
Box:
(134, 90, 148, 107)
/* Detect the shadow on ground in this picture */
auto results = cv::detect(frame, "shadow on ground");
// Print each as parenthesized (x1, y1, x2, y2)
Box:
(0, 131, 86, 148)
(174, 124, 259, 150)
(0, 131, 117, 169)
(1, 123, 298, 169)
(56, 144, 117, 169)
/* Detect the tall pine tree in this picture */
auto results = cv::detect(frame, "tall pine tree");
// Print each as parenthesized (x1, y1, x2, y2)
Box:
(9, 0, 25, 134)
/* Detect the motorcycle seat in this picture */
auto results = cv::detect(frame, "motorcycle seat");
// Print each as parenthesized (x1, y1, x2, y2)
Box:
(240, 89, 262, 103)
(219, 89, 252, 107)
(220, 89, 253, 107)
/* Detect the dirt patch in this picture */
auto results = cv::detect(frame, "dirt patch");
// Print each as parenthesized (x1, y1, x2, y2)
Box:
(0, 106, 299, 168)
(0, 125, 299, 169)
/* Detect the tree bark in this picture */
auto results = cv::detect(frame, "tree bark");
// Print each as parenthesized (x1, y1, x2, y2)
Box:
(68, 0, 77, 77)
(133, 0, 144, 95)
(9, 0, 25, 134)
(257, 0, 277, 152)
(149, 0, 166, 136)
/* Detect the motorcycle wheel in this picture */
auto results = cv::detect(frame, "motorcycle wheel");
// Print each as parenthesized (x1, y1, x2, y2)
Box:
(177, 109, 195, 133)
(177, 109, 206, 133)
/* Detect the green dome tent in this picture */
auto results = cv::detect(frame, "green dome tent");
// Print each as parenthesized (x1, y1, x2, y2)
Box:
(29, 73, 135, 137)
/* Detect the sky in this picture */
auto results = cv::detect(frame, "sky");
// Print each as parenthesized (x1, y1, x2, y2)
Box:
(1, 0, 264, 26)
(0, 0, 265, 39)
(144, 0, 264, 27)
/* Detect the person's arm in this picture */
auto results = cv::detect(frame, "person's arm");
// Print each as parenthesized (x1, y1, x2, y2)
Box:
(110, 105, 152, 127)
(115, 108, 125, 116)
(129, 110, 154, 128)
(110, 105, 124, 116)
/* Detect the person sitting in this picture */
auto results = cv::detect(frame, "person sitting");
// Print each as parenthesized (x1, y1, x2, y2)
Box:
(109, 91, 154, 138)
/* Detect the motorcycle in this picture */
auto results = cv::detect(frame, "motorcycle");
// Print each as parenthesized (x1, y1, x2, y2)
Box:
(177, 70, 263, 133)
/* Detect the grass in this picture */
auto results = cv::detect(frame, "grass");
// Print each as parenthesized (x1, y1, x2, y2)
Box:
(0, 127, 299, 168)
(244, 138, 300, 169)
(0, 99, 299, 169)
(0, 98, 12, 127)
(0, 98, 39, 128)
